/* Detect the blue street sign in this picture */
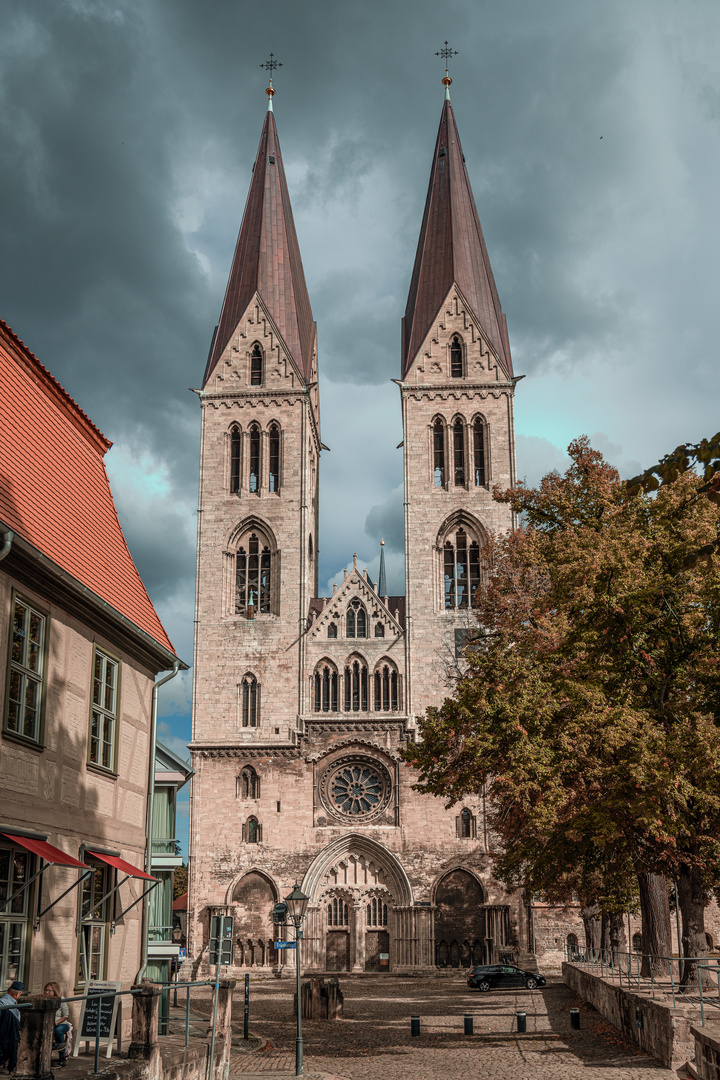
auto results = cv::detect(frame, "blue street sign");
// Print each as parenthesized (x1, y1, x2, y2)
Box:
(178, 947, 187, 959)
(274, 941, 296, 949)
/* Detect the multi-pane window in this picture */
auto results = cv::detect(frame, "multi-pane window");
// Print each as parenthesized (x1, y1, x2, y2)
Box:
(450, 335, 463, 378)
(346, 601, 366, 638)
(327, 897, 349, 926)
(243, 817, 261, 843)
(6, 596, 46, 743)
(230, 427, 241, 493)
(453, 419, 465, 486)
(0, 847, 29, 986)
(433, 420, 445, 487)
(268, 425, 280, 493)
(250, 343, 263, 386)
(241, 675, 259, 727)
(235, 534, 272, 614)
(366, 898, 388, 926)
(77, 859, 109, 986)
(443, 528, 482, 610)
(89, 650, 119, 771)
(459, 809, 474, 837)
(373, 665, 399, 712)
(249, 426, 261, 493)
(239, 766, 259, 798)
(344, 660, 368, 712)
(473, 419, 486, 486)
(314, 664, 339, 713)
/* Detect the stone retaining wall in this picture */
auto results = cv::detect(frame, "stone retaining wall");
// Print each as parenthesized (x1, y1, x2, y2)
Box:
(563, 961, 694, 1067)
(693, 1023, 720, 1079)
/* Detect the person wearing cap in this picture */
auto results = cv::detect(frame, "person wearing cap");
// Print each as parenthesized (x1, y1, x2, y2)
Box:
(0, 981, 24, 1073)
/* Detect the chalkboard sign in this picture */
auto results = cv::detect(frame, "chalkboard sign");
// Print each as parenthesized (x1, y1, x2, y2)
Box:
(73, 981, 121, 1059)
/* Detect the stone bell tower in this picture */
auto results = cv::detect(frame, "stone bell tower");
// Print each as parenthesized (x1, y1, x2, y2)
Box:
(400, 71, 518, 722)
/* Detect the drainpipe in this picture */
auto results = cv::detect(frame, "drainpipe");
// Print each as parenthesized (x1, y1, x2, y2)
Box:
(136, 659, 181, 983)
(0, 530, 14, 562)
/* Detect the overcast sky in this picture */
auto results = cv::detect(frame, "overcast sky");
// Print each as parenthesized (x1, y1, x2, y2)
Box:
(2, 0, 719, 849)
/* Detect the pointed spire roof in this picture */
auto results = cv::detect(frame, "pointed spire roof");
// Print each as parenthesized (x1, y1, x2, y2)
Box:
(401, 98, 512, 379)
(378, 539, 387, 597)
(203, 102, 315, 386)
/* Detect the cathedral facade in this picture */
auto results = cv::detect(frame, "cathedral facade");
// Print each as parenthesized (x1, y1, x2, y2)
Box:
(187, 80, 578, 975)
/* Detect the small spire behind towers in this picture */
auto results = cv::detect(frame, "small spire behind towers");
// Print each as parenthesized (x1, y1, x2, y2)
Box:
(378, 539, 387, 598)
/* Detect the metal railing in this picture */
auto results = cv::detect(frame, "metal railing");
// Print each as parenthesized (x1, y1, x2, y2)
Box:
(698, 964, 720, 1026)
(566, 946, 720, 1013)
(1, 978, 218, 1076)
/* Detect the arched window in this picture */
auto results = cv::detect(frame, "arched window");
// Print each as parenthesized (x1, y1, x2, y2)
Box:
(374, 623, 384, 638)
(344, 658, 368, 712)
(244, 816, 261, 844)
(632, 932, 642, 953)
(366, 898, 388, 926)
(241, 675, 260, 727)
(235, 531, 272, 614)
(453, 418, 465, 486)
(230, 427, 241, 494)
(269, 424, 280, 493)
(250, 343, 263, 386)
(238, 766, 259, 799)
(373, 663, 399, 712)
(450, 335, 463, 378)
(249, 425, 261, 493)
(566, 932, 579, 955)
(314, 663, 339, 713)
(327, 898, 349, 926)
(459, 808, 473, 837)
(346, 600, 366, 638)
(327, 622, 338, 639)
(433, 419, 445, 488)
(473, 418, 486, 486)
(442, 524, 482, 610)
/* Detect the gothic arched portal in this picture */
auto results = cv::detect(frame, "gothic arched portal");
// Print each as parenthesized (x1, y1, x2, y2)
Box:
(434, 869, 485, 968)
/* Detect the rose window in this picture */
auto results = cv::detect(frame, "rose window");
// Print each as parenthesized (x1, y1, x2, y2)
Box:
(332, 765, 383, 815)
(318, 755, 393, 823)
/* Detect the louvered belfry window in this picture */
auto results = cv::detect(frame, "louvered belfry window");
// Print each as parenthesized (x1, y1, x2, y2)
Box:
(236, 533, 272, 614)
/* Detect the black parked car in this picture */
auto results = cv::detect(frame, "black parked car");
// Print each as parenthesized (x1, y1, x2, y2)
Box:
(467, 964, 546, 991)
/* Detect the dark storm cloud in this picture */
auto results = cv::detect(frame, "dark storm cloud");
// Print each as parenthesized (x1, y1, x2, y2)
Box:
(2, 0, 720, 696)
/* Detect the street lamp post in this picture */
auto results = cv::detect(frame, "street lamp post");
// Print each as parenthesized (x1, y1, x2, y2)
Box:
(285, 883, 309, 1077)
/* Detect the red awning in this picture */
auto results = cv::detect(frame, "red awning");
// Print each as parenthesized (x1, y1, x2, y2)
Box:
(1, 833, 88, 868)
(87, 851, 157, 881)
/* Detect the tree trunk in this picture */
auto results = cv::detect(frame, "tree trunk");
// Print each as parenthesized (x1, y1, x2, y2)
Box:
(677, 860, 709, 988)
(581, 903, 601, 956)
(637, 872, 671, 977)
(609, 912, 626, 963)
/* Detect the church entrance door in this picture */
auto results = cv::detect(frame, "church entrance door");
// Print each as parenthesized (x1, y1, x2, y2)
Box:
(365, 930, 390, 971)
(326, 931, 350, 971)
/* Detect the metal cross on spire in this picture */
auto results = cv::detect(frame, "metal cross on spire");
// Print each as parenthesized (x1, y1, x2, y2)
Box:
(435, 41, 457, 98)
(260, 52, 283, 74)
(260, 53, 282, 111)
(435, 40, 458, 63)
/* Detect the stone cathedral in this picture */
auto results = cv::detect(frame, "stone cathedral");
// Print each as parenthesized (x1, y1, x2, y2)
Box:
(188, 75, 572, 976)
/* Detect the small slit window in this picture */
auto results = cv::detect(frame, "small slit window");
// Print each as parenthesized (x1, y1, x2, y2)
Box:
(433, 419, 445, 488)
(269, 424, 280, 493)
(473, 419, 486, 486)
(453, 419, 465, 486)
(230, 427, 241, 494)
(450, 336, 463, 378)
(250, 344, 263, 386)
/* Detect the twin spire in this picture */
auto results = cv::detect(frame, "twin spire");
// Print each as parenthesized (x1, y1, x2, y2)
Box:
(204, 69, 511, 387)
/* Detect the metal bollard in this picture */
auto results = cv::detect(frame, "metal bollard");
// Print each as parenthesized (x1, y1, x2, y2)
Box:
(570, 1008, 580, 1029)
(244, 974, 250, 1040)
(464, 1014, 473, 1035)
(411, 1015, 420, 1037)
(516, 1010, 526, 1033)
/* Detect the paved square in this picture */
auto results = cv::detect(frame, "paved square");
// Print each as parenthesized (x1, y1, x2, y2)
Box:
(219, 974, 680, 1079)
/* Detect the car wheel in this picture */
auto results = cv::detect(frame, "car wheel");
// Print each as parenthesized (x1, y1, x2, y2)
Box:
(478, 979, 491, 992)
(525, 977, 538, 990)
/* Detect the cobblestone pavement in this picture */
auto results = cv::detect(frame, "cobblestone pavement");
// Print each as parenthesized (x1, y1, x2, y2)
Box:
(217, 975, 682, 1080)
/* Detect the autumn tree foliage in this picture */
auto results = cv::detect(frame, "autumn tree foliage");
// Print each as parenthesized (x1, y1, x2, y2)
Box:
(406, 438, 720, 981)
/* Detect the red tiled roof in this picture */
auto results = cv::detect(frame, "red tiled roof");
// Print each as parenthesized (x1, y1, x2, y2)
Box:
(0, 320, 176, 657)
(203, 108, 315, 386)
(173, 891, 187, 911)
(401, 100, 513, 380)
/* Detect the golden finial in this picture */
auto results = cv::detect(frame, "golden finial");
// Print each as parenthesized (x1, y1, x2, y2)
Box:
(436, 41, 457, 100)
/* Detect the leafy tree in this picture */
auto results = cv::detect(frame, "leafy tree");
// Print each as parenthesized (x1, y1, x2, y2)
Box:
(173, 863, 188, 900)
(406, 438, 720, 981)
